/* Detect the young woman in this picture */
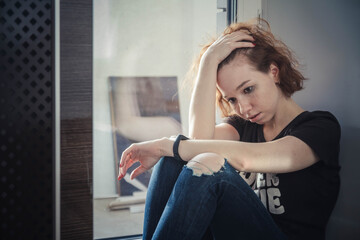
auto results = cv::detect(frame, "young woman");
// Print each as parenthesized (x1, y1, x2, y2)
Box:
(118, 20, 341, 240)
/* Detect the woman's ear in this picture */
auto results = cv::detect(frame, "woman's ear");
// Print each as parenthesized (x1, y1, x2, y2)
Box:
(269, 63, 280, 83)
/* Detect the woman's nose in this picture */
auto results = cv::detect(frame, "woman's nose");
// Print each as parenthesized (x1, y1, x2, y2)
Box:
(238, 101, 251, 115)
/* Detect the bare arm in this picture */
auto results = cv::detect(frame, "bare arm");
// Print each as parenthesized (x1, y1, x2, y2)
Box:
(188, 57, 218, 139)
(119, 135, 318, 180)
(188, 32, 255, 139)
(161, 136, 319, 174)
(213, 123, 240, 140)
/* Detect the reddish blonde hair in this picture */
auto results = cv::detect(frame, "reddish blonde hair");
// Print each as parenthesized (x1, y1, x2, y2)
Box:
(185, 19, 306, 117)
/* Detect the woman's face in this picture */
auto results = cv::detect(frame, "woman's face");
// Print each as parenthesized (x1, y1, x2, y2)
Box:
(217, 56, 282, 125)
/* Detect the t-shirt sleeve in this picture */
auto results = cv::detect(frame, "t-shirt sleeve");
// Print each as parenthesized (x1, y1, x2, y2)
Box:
(224, 115, 246, 139)
(289, 111, 341, 167)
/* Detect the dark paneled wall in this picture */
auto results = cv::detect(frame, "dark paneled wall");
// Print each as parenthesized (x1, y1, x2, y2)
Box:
(60, 0, 93, 239)
(0, 0, 53, 239)
(1, 0, 93, 239)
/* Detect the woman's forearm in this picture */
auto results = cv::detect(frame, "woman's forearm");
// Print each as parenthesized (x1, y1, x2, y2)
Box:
(159, 136, 316, 174)
(180, 139, 246, 170)
(188, 57, 219, 139)
(160, 137, 246, 170)
(188, 32, 255, 139)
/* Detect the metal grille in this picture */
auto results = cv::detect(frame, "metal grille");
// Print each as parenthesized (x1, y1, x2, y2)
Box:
(0, 0, 53, 238)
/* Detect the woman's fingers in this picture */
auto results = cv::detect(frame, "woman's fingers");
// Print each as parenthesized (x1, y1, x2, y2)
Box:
(232, 41, 256, 49)
(118, 146, 136, 180)
(206, 31, 255, 63)
(229, 30, 253, 38)
(130, 165, 147, 180)
(119, 147, 131, 167)
(118, 157, 133, 180)
(223, 31, 255, 44)
(118, 161, 128, 180)
(213, 31, 250, 46)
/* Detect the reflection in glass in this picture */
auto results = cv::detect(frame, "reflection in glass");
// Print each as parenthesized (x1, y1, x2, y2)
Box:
(108, 76, 181, 199)
(93, 0, 216, 238)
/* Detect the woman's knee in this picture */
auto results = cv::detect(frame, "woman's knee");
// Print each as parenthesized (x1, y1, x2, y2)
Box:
(152, 156, 186, 178)
(186, 153, 225, 177)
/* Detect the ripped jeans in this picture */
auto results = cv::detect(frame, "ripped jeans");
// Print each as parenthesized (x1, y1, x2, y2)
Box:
(143, 155, 287, 240)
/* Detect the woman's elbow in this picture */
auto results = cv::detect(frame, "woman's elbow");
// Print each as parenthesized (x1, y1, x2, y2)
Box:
(188, 129, 214, 140)
(228, 157, 248, 172)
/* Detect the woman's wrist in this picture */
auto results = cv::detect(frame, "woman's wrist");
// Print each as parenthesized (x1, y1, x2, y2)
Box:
(158, 137, 175, 157)
(172, 135, 189, 162)
(200, 52, 219, 69)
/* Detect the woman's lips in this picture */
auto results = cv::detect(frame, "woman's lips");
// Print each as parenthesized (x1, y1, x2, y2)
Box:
(248, 113, 261, 122)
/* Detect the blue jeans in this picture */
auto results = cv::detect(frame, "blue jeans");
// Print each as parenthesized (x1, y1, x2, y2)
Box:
(143, 156, 287, 240)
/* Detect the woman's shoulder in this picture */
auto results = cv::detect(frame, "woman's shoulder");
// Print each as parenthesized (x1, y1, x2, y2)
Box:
(225, 114, 257, 128)
(286, 110, 341, 167)
(288, 110, 341, 140)
(224, 114, 258, 139)
(296, 110, 340, 126)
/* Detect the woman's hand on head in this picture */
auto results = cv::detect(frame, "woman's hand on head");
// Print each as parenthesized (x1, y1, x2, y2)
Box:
(203, 31, 255, 65)
(118, 138, 168, 180)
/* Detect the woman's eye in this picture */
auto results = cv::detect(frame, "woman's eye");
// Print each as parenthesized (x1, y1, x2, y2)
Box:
(244, 86, 254, 94)
(228, 98, 236, 104)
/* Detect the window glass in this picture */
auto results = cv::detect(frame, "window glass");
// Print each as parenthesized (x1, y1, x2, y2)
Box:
(93, 0, 216, 238)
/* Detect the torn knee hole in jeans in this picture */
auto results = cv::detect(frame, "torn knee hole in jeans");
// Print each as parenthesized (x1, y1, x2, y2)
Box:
(185, 154, 225, 177)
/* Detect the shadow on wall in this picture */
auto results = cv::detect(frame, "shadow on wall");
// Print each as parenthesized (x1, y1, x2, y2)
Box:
(326, 125, 360, 239)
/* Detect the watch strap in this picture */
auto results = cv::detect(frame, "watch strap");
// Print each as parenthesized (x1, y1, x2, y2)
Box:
(173, 134, 189, 162)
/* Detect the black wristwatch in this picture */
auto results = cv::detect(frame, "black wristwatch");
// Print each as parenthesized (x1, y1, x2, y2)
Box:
(173, 134, 189, 162)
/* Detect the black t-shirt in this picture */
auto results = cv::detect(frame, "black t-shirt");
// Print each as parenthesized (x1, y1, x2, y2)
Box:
(225, 111, 341, 240)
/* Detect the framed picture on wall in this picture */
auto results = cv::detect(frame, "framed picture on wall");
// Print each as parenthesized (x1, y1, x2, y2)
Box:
(108, 76, 182, 203)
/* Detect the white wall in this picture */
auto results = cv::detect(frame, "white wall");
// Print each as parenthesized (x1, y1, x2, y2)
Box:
(93, 0, 217, 198)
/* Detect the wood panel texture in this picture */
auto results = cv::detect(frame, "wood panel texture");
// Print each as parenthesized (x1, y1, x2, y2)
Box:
(60, 0, 93, 239)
